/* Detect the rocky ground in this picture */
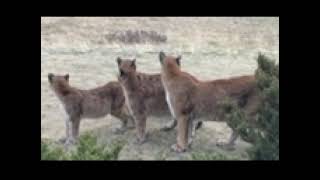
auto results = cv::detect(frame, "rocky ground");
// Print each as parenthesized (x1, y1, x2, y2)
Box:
(41, 17, 279, 160)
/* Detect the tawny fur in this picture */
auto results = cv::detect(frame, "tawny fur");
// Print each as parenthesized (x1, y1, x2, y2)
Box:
(159, 52, 260, 152)
(116, 58, 202, 144)
(48, 73, 134, 145)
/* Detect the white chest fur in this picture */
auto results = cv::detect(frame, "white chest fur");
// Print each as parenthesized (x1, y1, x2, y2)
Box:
(122, 86, 134, 116)
(164, 86, 176, 119)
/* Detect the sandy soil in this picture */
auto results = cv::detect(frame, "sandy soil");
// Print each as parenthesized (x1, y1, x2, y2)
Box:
(41, 17, 279, 159)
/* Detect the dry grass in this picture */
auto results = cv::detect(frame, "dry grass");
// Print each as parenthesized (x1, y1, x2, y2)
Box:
(41, 17, 278, 159)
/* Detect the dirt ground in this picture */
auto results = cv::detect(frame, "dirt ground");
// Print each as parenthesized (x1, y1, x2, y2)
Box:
(41, 17, 279, 160)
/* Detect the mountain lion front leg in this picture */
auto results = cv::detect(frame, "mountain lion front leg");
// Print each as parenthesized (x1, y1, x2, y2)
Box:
(191, 120, 203, 138)
(65, 114, 80, 146)
(133, 113, 147, 144)
(188, 117, 194, 147)
(59, 117, 71, 144)
(171, 115, 189, 153)
(120, 105, 136, 129)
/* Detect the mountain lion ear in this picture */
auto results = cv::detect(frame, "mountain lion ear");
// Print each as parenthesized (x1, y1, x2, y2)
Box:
(48, 73, 54, 82)
(176, 55, 181, 66)
(117, 57, 122, 66)
(159, 51, 166, 62)
(64, 74, 69, 81)
(131, 59, 136, 69)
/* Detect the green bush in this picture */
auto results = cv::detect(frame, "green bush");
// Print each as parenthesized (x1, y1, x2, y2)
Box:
(41, 133, 125, 160)
(218, 98, 257, 144)
(41, 139, 68, 160)
(251, 54, 279, 160)
(219, 53, 279, 160)
(69, 133, 124, 160)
